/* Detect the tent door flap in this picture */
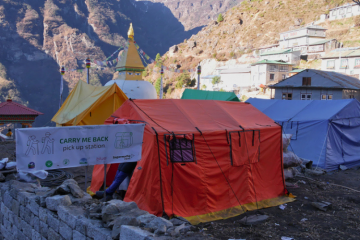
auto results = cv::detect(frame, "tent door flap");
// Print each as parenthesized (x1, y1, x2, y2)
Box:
(229, 130, 260, 166)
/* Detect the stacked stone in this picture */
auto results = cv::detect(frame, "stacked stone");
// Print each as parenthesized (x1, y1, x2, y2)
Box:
(0, 181, 112, 240)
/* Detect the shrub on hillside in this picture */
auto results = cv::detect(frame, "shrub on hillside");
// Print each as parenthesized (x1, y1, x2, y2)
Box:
(218, 13, 224, 22)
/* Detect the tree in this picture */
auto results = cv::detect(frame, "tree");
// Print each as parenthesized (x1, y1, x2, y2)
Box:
(217, 13, 224, 22)
(155, 53, 163, 67)
(201, 84, 207, 90)
(211, 76, 221, 85)
(155, 77, 161, 95)
(353, 1, 360, 5)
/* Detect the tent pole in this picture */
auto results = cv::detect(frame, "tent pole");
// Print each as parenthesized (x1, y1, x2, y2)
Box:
(103, 164, 107, 200)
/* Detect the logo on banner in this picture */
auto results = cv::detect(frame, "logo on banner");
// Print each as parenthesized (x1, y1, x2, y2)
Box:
(79, 158, 88, 165)
(114, 132, 133, 149)
(96, 157, 107, 162)
(28, 162, 35, 169)
(113, 154, 135, 160)
(45, 161, 53, 168)
(63, 159, 70, 166)
(26, 133, 55, 156)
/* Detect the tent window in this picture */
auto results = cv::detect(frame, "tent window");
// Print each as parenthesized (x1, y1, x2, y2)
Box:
(229, 130, 260, 166)
(165, 134, 196, 163)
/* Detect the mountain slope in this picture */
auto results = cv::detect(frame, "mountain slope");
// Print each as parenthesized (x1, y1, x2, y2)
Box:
(145, 0, 360, 98)
(0, 0, 240, 126)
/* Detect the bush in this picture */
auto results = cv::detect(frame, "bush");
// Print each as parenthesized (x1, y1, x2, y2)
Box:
(217, 13, 224, 22)
(155, 77, 161, 95)
(212, 76, 221, 85)
(201, 84, 207, 90)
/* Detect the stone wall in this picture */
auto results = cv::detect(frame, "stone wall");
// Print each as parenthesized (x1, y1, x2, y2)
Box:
(0, 180, 201, 240)
(0, 180, 112, 240)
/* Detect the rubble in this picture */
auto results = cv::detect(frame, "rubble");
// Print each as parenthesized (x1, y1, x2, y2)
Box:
(45, 195, 72, 211)
(239, 214, 269, 226)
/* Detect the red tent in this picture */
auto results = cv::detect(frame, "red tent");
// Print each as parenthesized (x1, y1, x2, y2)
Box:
(90, 99, 294, 224)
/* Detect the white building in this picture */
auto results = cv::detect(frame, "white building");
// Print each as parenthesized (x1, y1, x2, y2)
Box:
(251, 60, 293, 87)
(201, 65, 251, 92)
(260, 49, 301, 65)
(329, 3, 360, 21)
(279, 25, 327, 50)
(321, 48, 360, 79)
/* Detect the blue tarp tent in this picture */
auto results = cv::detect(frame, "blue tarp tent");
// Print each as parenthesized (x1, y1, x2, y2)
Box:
(246, 98, 360, 171)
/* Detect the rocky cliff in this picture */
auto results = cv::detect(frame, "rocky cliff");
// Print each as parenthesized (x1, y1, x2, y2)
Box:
(0, 0, 240, 126)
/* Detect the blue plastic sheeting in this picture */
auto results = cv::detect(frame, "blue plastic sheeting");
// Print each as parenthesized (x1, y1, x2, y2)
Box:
(246, 98, 360, 171)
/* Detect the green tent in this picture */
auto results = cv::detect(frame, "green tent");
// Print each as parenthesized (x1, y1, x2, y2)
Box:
(181, 89, 240, 101)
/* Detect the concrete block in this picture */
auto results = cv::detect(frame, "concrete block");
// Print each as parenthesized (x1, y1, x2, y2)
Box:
(39, 207, 48, 223)
(12, 224, 19, 239)
(9, 187, 18, 200)
(31, 215, 40, 232)
(87, 223, 112, 239)
(27, 199, 39, 216)
(1, 224, 12, 240)
(20, 205, 32, 224)
(18, 191, 32, 206)
(32, 229, 42, 240)
(48, 227, 61, 240)
(8, 211, 15, 225)
(20, 219, 33, 238)
(137, 214, 157, 226)
(39, 221, 48, 238)
(3, 217, 12, 231)
(58, 206, 82, 229)
(17, 228, 28, 240)
(47, 211, 60, 232)
(59, 221, 73, 240)
(120, 225, 154, 240)
(3, 192, 13, 209)
(1, 202, 10, 220)
(46, 195, 72, 211)
(11, 199, 20, 216)
(11, 214, 22, 229)
(75, 218, 88, 235)
(0, 209, 3, 225)
(145, 217, 173, 231)
(73, 230, 86, 240)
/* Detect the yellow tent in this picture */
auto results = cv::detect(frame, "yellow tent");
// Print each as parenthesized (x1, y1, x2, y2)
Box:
(52, 80, 128, 126)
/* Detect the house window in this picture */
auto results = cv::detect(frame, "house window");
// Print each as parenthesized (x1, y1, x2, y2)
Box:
(347, 7, 352, 13)
(302, 77, 311, 86)
(339, 8, 344, 15)
(166, 135, 195, 163)
(321, 94, 333, 100)
(340, 59, 348, 69)
(332, 10, 337, 16)
(269, 65, 277, 72)
(355, 59, 360, 68)
(282, 74, 286, 79)
(279, 66, 288, 72)
(349, 95, 355, 99)
(282, 93, 292, 100)
(301, 94, 312, 100)
(270, 74, 275, 81)
(327, 60, 335, 69)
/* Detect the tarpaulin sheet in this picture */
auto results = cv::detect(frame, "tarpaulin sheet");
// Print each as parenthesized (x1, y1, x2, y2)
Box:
(52, 80, 128, 126)
(247, 98, 360, 171)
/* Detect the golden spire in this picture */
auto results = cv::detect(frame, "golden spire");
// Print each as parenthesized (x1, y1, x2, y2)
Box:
(128, 23, 134, 41)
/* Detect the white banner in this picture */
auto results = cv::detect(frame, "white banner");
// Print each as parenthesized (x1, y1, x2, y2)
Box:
(16, 124, 145, 172)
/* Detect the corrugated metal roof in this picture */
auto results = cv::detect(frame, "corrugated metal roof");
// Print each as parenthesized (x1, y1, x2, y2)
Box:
(280, 25, 327, 34)
(252, 60, 293, 66)
(321, 50, 356, 59)
(201, 75, 220, 79)
(271, 69, 360, 90)
(290, 69, 305, 73)
(220, 68, 251, 74)
(0, 100, 43, 115)
(260, 49, 292, 56)
(347, 50, 360, 57)
(308, 39, 333, 46)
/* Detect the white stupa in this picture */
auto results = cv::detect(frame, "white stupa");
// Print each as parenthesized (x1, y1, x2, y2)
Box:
(105, 23, 157, 99)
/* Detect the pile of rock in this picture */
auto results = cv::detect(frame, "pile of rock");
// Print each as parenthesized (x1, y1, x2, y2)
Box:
(88, 199, 198, 239)
(282, 134, 302, 180)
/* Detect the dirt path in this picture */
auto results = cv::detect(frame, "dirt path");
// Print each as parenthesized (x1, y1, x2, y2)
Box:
(199, 168, 360, 240)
